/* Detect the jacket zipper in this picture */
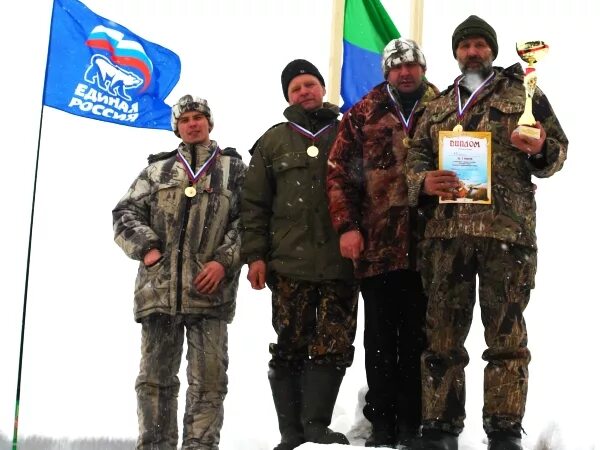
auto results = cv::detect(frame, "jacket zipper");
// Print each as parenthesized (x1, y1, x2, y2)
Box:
(176, 147, 196, 312)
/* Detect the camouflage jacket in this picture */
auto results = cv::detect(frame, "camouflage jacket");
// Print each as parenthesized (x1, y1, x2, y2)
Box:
(407, 64, 568, 247)
(113, 141, 247, 323)
(241, 103, 354, 282)
(327, 81, 439, 278)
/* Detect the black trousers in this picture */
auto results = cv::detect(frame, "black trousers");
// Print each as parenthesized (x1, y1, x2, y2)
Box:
(360, 269, 427, 432)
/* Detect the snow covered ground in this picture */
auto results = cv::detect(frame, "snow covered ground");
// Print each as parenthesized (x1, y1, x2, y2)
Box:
(216, 281, 594, 450)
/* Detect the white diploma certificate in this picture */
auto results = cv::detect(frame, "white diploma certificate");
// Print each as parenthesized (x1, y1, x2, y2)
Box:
(438, 131, 492, 204)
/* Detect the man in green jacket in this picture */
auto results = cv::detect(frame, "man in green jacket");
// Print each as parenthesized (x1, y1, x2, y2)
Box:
(241, 59, 358, 449)
(407, 16, 568, 450)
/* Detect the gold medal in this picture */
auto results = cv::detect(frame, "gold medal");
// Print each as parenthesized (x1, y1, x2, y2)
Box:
(184, 186, 197, 197)
(402, 137, 411, 147)
(306, 145, 319, 158)
(453, 124, 463, 133)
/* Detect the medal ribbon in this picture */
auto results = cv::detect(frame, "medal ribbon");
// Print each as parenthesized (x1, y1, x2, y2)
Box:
(386, 83, 418, 135)
(455, 71, 495, 122)
(177, 146, 219, 185)
(287, 122, 334, 143)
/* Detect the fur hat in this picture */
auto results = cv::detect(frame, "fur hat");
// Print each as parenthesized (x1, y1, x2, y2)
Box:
(381, 38, 427, 77)
(281, 59, 325, 101)
(171, 95, 213, 137)
(452, 15, 498, 59)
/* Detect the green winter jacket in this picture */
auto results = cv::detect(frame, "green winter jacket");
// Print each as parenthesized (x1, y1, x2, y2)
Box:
(241, 103, 354, 282)
(407, 64, 568, 248)
(113, 141, 247, 322)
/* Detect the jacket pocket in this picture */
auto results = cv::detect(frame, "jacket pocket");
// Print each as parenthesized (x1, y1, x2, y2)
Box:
(489, 99, 524, 116)
(489, 99, 525, 145)
(272, 152, 308, 173)
(134, 256, 170, 311)
(430, 108, 457, 125)
(153, 179, 183, 219)
(203, 184, 233, 213)
(271, 153, 309, 216)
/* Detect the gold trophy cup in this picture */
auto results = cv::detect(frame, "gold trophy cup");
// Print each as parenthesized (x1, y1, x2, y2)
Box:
(516, 40, 549, 139)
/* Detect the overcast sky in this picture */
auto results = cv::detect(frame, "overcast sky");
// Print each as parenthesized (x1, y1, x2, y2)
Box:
(1, 1, 598, 449)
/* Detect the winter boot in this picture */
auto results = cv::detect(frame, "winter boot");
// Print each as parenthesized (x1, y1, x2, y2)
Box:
(300, 365, 350, 445)
(413, 429, 458, 450)
(487, 431, 523, 450)
(269, 366, 305, 450)
(365, 421, 397, 447)
(395, 423, 420, 449)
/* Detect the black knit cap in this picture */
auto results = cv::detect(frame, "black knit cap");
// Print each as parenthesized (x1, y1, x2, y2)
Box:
(452, 15, 498, 59)
(281, 59, 325, 101)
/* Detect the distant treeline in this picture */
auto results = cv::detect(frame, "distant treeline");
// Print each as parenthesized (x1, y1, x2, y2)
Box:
(0, 432, 135, 450)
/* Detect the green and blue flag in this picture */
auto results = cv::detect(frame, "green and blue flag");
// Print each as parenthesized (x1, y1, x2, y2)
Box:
(341, 0, 400, 112)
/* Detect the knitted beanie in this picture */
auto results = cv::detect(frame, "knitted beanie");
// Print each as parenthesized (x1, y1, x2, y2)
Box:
(281, 59, 325, 101)
(452, 15, 498, 59)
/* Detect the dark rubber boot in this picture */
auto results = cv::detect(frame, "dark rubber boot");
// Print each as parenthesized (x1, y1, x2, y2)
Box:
(413, 429, 458, 450)
(269, 366, 305, 450)
(487, 431, 523, 450)
(300, 365, 350, 445)
(365, 421, 396, 447)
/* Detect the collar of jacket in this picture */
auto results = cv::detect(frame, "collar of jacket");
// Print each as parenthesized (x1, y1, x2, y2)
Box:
(177, 140, 219, 170)
(370, 80, 439, 115)
(389, 82, 426, 111)
(443, 64, 524, 96)
(177, 139, 219, 161)
(422, 80, 441, 102)
(283, 102, 340, 131)
(501, 62, 525, 81)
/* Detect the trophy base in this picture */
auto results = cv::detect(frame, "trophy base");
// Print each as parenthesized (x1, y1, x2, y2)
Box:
(516, 125, 541, 140)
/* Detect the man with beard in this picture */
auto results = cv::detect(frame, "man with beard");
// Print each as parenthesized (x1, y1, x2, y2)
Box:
(327, 38, 438, 448)
(406, 16, 568, 450)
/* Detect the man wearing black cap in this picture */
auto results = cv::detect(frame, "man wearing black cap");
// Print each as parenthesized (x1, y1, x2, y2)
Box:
(407, 15, 568, 450)
(241, 60, 358, 449)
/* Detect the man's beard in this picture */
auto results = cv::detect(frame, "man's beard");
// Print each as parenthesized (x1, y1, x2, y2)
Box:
(458, 56, 493, 91)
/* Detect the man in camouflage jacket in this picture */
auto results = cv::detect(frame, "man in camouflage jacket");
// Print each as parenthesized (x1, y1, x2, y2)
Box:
(241, 60, 358, 449)
(406, 16, 568, 450)
(113, 95, 246, 450)
(327, 38, 438, 448)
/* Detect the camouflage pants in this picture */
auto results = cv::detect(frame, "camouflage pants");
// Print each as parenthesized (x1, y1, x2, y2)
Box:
(136, 314, 228, 450)
(267, 273, 359, 370)
(418, 236, 536, 436)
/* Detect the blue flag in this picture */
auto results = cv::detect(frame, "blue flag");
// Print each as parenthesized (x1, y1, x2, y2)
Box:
(43, 0, 181, 130)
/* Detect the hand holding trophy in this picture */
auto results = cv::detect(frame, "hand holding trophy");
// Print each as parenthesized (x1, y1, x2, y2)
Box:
(516, 40, 549, 139)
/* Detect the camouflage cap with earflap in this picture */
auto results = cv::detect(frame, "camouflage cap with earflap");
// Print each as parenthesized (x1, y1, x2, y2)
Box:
(171, 95, 214, 137)
(381, 38, 427, 78)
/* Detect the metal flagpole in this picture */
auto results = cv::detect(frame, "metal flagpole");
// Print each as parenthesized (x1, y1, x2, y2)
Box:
(327, 0, 345, 105)
(12, 107, 45, 450)
(410, 0, 424, 46)
(12, 1, 57, 448)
